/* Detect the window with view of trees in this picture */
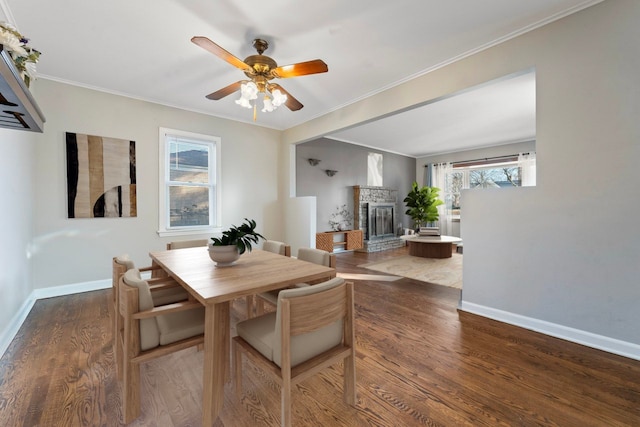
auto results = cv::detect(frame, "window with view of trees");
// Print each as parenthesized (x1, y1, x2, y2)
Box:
(158, 128, 221, 236)
(444, 154, 535, 218)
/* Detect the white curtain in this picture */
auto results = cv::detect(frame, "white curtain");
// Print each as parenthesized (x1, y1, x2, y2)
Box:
(519, 152, 537, 187)
(432, 162, 453, 235)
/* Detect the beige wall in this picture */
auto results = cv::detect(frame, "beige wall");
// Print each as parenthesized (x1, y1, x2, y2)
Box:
(30, 80, 283, 288)
(0, 127, 36, 349)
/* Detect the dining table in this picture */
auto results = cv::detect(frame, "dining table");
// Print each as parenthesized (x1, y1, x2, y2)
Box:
(148, 247, 337, 426)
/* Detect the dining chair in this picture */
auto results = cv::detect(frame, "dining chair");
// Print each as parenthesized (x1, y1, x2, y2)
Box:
(253, 240, 292, 317)
(262, 240, 292, 257)
(117, 268, 206, 423)
(255, 247, 336, 316)
(166, 238, 209, 250)
(233, 277, 356, 427)
(112, 255, 189, 378)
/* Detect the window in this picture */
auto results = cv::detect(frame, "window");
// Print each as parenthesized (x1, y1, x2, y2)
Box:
(158, 128, 221, 236)
(445, 153, 535, 218)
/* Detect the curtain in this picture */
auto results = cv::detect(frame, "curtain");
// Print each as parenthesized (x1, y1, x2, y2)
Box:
(519, 152, 536, 187)
(432, 162, 453, 235)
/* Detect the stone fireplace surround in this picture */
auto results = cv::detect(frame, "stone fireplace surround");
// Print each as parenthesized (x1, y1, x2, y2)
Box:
(353, 185, 406, 252)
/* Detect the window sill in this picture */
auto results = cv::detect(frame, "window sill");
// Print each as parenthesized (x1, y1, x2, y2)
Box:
(157, 226, 221, 238)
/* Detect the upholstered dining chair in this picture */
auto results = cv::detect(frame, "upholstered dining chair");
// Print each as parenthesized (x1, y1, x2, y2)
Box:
(255, 247, 336, 316)
(262, 240, 292, 257)
(166, 238, 209, 250)
(233, 277, 356, 427)
(117, 268, 206, 423)
(253, 240, 292, 316)
(112, 255, 189, 376)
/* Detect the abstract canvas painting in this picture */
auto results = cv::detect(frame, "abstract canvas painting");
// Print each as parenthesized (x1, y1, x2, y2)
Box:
(66, 132, 137, 218)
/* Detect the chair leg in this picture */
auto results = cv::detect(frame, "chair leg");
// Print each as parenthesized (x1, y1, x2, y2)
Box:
(122, 359, 141, 423)
(281, 372, 292, 427)
(114, 316, 123, 381)
(256, 297, 265, 316)
(245, 295, 254, 319)
(343, 354, 357, 406)
(233, 339, 243, 398)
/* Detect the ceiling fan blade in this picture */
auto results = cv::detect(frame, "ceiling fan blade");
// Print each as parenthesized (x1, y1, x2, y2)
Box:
(271, 60, 328, 78)
(270, 84, 303, 111)
(191, 36, 250, 70)
(206, 81, 244, 100)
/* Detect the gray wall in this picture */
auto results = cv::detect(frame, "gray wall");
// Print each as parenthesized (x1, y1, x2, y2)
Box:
(296, 138, 415, 233)
(283, 0, 640, 357)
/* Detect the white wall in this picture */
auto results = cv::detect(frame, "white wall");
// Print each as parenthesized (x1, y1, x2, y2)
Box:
(30, 80, 283, 289)
(0, 127, 36, 353)
(283, 0, 640, 357)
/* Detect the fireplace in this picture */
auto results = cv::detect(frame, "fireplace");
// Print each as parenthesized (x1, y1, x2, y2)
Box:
(367, 203, 395, 239)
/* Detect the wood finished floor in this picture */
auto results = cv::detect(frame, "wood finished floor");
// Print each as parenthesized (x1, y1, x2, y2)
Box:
(1, 247, 639, 426)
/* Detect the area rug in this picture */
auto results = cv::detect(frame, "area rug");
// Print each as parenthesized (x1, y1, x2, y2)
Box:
(358, 254, 463, 289)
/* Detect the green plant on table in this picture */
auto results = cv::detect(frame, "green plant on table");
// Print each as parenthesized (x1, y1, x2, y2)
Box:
(210, 218, 265, 254)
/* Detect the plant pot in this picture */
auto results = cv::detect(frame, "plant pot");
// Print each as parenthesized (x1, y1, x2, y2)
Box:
(208, 244, 240, 267)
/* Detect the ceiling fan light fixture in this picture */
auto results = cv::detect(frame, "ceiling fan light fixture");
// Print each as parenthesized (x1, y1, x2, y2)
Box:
(271, 89, 287, 107)
(262, 95, 275, 113)
(235, 81, 258, 108)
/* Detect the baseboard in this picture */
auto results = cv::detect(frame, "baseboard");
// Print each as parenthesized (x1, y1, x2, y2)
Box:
(32, 278, 111, 300)
(0, 279, 111, 359)
(0, 292, 37, 359)
(459, 301, 640, 361)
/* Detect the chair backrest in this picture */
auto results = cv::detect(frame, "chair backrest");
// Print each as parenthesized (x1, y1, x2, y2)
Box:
(297, 247, 335, 268)
(121, 269, 161, 351)
(166, 239, 209, 250)
(263, 240, 291, 257)
(273, 277, 349, 367)
(113, 254, 135, 287)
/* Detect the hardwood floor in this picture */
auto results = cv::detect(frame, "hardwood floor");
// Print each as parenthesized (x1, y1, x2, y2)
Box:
(1, 247, 639, 426)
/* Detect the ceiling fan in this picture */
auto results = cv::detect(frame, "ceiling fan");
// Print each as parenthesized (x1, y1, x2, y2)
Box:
(191, 36, 328, 116)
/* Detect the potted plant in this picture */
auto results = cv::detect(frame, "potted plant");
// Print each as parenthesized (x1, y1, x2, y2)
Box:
(209, 218, 265, 266)
(403, 182, 444, 230)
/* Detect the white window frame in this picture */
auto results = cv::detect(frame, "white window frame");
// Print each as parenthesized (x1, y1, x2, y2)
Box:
(157, 127, 222, 237)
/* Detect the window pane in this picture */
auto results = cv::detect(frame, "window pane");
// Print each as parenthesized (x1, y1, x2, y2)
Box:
(169, 186, 210, 227)
(448, 172, 463, 211)
(169, 141, 209, 183)
(469, 167, 520, 188)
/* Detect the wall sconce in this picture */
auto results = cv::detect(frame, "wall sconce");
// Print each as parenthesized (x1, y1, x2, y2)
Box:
(308, 158, 321, 166)
(325, 169, 338, 177)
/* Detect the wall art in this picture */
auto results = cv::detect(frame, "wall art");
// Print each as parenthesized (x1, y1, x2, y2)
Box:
(66, 132, 137, 218)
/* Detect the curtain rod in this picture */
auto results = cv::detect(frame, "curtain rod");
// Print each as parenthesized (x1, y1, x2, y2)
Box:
(424, 152, 530, 166)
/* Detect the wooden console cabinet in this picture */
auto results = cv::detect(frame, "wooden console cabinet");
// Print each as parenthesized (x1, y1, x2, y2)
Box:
(316, 230, 363, 253)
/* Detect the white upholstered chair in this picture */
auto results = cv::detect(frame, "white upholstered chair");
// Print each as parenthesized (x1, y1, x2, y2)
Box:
(112, 254, 189, 378)
(166, 239, 209, 250)
(233, 277, 356, 427)
(117, 268, 206, 423)
(262, 240, 291, 257)
(253, 240, 292, 316)
(255, 247, 336, 316)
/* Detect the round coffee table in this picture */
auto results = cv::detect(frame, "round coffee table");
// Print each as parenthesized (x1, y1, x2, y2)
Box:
(400, 235, 462, 258)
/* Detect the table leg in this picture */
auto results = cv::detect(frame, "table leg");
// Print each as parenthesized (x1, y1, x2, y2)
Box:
(202, 301, 230, 426)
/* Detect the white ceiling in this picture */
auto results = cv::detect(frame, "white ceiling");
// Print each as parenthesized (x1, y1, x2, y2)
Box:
(3, 0, 600, 156)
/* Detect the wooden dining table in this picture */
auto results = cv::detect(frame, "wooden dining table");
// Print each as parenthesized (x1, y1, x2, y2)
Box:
(148, 247, 337, 426)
